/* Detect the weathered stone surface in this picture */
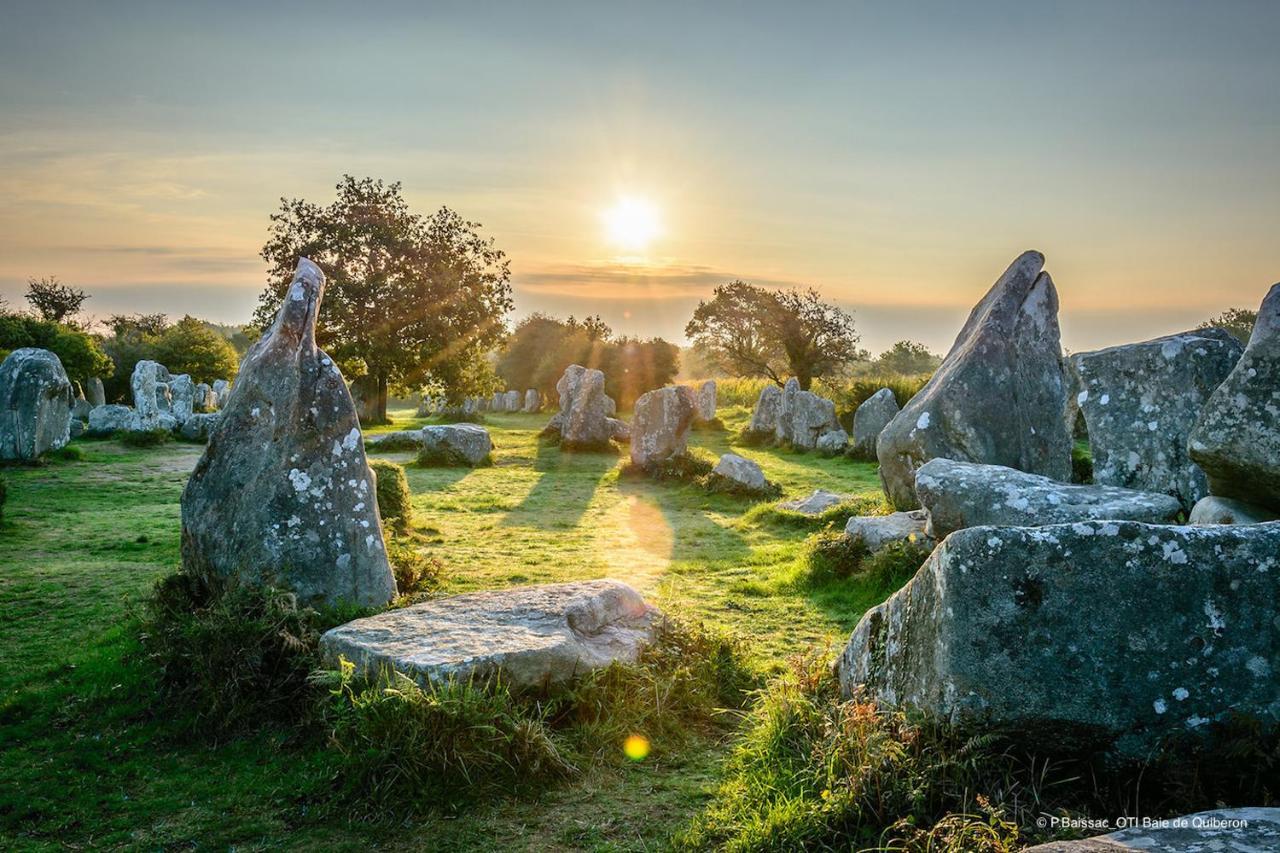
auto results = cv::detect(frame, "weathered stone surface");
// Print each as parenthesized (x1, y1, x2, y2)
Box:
(711, 453, 767, 492)
(748, 384, 782, 436)
(695, 380, 716, 422)
(69, 418, 85, 438)
(550, 365, 613, 451)
(522, 388, 541, 413)
(607, 416, 630, 442)
(778, 489, 847, 516)
(169, 374, 195, 422)
(1073, 328, 1242, 510)
(0, 348, 74, 460)
(838, 520, 1280, 757)
(877, 251, 1071, 510)
(1189, 496, 1279, 525)
(87, 404, 135, 436)
(131, 360, 172, 427)
(630, 385, 696, 469)
(178, 412, 220, 443)
(365, 430, 425, 450)
(211, 378, 230, 408)
(815, 428, 848, 456)
(180, 258, 395, 609)
(71, 396, 93, 420)
(86, 377, 106, 408)
(1024, 808, 1280, 852)
(1189, 284, 1280, 513)
(604, 394, 617, 417)
(420, 423, 492, 466)
(844, 511, 933, 553)
(504, 389, 520, 411)
(851, 388, 899, 458)
(915, 458, 1183, 538)
(319, 580, 660, 688)
(776, 382, 842, 451)
(776, 378, 800, 444)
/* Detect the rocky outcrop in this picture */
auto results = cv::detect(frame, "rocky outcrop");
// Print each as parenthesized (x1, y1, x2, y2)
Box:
(851, 388, 899, 459)
(778, 489, 847, 516)
(546, 365, 613, 451)
(1024, 808, 1280, 852)
(747, 384, 782, 438)
(1189, 284, 1280, 513)
(1189, 496, 1279, 525)
(877, 251, 1072, 510)
(0, 348, 73, 461)
(844, 511, 933, 554)
(180, 258, 396, 609)
(320, 580, 659, 688)
(419, 424, 492, 466)
(915, 458, 1183, 538)
(630, 385, 696, 469)
(838, 520, 1280, 757)
(1073, 328, 1242, 510)
(695, 380, 716, 422)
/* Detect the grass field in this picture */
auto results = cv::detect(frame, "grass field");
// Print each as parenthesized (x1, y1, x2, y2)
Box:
(0, 404, 892, 851)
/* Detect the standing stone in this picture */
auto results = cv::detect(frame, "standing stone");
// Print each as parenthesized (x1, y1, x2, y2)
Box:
(747, 384, 782, 438)
(815, 428, 849, 456)
(604, 394, 617, 417)
(0, 348, 74, 461)
(775, 378, 800, 445)
(180, 258, 395, 609)
(71, 396, 93, 421)
(86, 377, 106, 408)
(789, 389, 843, 451)
(504, 389, 521, 412)
(914, 457, 1183, 538)
(1072, 328, 1242, 511)
(211, 379, 230, 408)
(491, 391, 505, 412)
(169, 374, 195, 422)
(548, 364, 613, 451)
(522, 388, 542, 413)
(179, 412, 220, 443)
(695, 380, 717, 422)
(131, 360, 173, 428)
(1190, 284, 1280, 513)
(420, 424, 493, 467)
(851, 388, 899, 459)
(193, 382, 214, 413)
(630, 385, 696, 469)
(838, 520, 1280, 757)
(877, 251, 1072, 510)
(87, 404, 135, 436)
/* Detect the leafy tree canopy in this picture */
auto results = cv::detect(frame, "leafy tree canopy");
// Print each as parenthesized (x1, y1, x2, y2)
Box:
(867, 340, 941, 376)
(253, 175, 513, 422)
(0, 313, 113, 383)
(26, 276, 90, 325)
(152, 316, 240, 384)
(1200, 307, 1257, 345)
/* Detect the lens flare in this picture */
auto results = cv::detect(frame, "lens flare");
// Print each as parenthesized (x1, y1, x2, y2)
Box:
(623, 733, 651, 761)
(602, 196, 662, 251)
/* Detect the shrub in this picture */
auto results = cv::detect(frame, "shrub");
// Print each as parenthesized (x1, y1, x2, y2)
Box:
(1071, 440, 1093, 484)
(385, 537, 446, 596)
(369, 459, 412, 533)
(49, 444, 85, 462)
(137, 573, 343, 738)
(801, 533, 927, 587)
(620, 452, 713, 484)
(734, 427, 776, 448)
(116, 427, 171, 448)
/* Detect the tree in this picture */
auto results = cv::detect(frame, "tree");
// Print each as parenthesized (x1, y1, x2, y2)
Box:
(254, 176, 513, 421)
(0, 313, 113, 384)
(152, 316, 240, 383)
(26, 276, 89, 325)
(870, 340, 941, 375)
(685, 282, 862, 389)
(1200, 307, 1257, 345)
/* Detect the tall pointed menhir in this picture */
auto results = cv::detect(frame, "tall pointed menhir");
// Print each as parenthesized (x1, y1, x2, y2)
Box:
(180, 258, 397, 608)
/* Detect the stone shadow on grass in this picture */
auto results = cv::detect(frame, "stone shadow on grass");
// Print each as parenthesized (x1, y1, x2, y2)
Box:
(499, 439, 619, 531)
(613, 475, 755, 569)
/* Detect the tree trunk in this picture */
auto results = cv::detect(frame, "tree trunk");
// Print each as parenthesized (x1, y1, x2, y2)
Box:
(376, 373, 389, 423)
(797, 371, 812, 391)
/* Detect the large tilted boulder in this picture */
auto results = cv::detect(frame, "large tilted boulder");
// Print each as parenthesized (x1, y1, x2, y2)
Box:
(1189, 284, 1280, 514)
(546, 364, 613, 450)
(778, 489, 847, 516)
(851, 388, 899, 458)
(1025, 808, 1280, 852)
(747, 384, 782, 438)
(915, 458, 1183, 538)
(131, 360, 175, 429)
(320, 580, 660, 688)
(630, 385, 696, 469)
(180, 258, 396, 609)
(775, 379, 842, 451)
(522, 388, 541, 413)
(87, 404, 136, 436)
(420, 423, 492, 466)
(1072, 328, 1242, 510)
(0, 348, 74, 461)
(695, 380, 717, 422)
(877, 251, 1072, 510)
(838, 520, 1280, 757)
(709, 453, 773, 495)
(1189, 496, 1279, 526)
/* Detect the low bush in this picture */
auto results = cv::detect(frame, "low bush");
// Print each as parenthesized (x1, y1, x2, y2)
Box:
(746, 492, 891, 531)
(116, 427, 172, 448)
(49, 444, 85, 462)
(620, 451, 714, 484)
(678, 653, 1280, 851)
(136, 573, 346, 738)
(801, 534, 927, 587)
(734, 427, 776, 448)
(369, 459, 412, 533)
(690, 416, 725, 432)
(385, 537, 447, 596)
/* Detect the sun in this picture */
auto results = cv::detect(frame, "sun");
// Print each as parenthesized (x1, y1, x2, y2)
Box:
(602, 196, 662, 252)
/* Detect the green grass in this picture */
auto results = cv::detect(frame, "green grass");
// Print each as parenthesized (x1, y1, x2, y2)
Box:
(0, 404, 893, 850)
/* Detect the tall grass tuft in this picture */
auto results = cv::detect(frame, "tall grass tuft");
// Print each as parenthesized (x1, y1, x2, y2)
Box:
(116, 427, 172, 448)
(385, 537, 447, 597)
(801, 534, 928, 588)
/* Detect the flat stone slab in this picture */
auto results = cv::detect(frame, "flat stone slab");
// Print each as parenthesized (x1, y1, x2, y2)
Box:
(1190, 495, 1280, 526)
(915, 457, 1183, 538)
(845, 511, 934, 553)
(1025, 808, 1280, 851)
(778, 489, 848, 516)
(320, 579, 660, 689)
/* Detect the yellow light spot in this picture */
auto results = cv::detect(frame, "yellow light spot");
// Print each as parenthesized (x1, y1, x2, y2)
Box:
(602, 196, 662, 251)
(623, 733, 651, 761)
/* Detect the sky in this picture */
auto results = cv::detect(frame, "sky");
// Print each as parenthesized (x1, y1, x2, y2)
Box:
(1, 0, 1278, 355)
